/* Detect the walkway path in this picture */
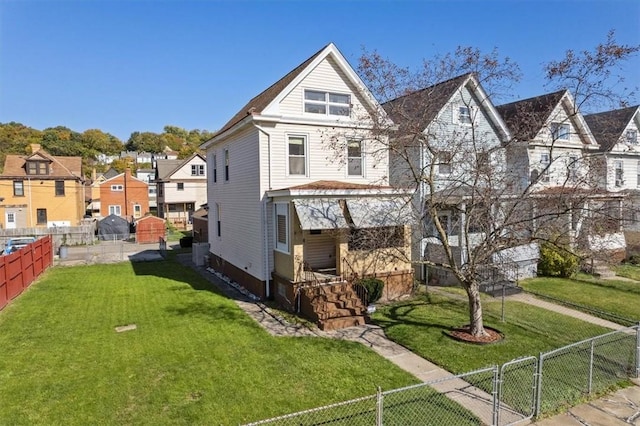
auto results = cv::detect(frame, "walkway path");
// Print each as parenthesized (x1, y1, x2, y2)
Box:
(176, 254, 638, 425)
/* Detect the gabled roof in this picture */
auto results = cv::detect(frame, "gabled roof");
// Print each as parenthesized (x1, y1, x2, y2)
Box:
(584, 105, 640, 152)
(155, 153, 205, 181)
(382, 73, 472, 132)
(382, 72, 511, 142)
(203, 43, 385, 147)
(1, 148, 83, 179)
(495, 90, 567, 141)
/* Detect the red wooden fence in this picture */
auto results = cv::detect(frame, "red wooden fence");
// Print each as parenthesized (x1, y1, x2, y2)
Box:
(0, 235, 53, 311)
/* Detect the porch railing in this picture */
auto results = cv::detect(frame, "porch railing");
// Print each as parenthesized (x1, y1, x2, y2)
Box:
(342, 258, 369, 308)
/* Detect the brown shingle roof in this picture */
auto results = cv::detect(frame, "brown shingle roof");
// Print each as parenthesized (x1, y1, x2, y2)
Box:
(213, 44, 330, 139)
(382, 73, 473, 133)
(496, 90, 567, 141)
(1, 149, 83, 179)
(584, 105, 639, 152)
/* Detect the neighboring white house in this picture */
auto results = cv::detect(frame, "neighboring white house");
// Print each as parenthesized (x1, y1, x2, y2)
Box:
(585, 105, 640, 233)
(155, 153, 207, 229)
(497, 91, 626, 259)
(201, 43, 414, 329)
(136, 168, 157, 209)
(383, 73, 540, 284)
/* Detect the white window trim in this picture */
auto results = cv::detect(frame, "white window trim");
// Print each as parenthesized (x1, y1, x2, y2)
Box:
(456, 105, 473, 125)
(347, 140, 364, 177)
(109, 205, 122, 216)
(550, 122, 570, 141)
(133, 204, 142, 218)
(111, 184, 123, 191)
(302, 89, 351, 119)
(614, 160, 624, 187)
(636, 160, 640, 187)
(287, 134, 308, 177)
(540, 153, 550, 183)
(215, 203, 221, 238)
(275, 203, 289, 254)
(212, 153, 217, 183)
(224, 149, 230, 182)
(627, 129, 638, 144)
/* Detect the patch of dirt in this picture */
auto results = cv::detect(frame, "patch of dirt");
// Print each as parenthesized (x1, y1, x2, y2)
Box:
(446, 325, 504, 345)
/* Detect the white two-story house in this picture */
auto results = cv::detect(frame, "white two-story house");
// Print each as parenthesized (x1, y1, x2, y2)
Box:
(497, 90, 626, 259)
(155, 153, 207, 229)
(201, 43, 414, 330)
(585, 105, 640, 234)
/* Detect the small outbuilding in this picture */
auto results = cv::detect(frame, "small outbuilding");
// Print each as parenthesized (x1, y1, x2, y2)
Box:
(192, 205, 209, 243)
(135, 215, 166, 244)
(97, 214, 130, 241)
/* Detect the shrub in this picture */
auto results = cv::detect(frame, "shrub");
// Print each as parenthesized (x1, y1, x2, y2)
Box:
(358, 277, 384, 304)
(538, 242, 579, 278)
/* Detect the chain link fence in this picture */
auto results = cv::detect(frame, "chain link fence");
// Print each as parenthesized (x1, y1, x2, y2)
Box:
(245, 325, 639, 426)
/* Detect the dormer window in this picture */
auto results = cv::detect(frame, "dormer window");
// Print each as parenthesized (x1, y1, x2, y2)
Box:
(627, 129, 638, 144)
(304, 90, 351, 117)
(26, 161, 48, 175)
(549, 122, 570, 141)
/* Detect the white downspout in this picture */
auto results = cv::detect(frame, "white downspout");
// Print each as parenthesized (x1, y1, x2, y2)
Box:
(254, 122, 272, 298)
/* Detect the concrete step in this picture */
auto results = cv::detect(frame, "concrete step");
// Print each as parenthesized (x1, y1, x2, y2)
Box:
(318, 315, 366, 331)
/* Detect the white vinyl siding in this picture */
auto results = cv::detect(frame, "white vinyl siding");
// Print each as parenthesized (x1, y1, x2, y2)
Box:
(207, 127, 266, 281)
(275, 56, 369, 120)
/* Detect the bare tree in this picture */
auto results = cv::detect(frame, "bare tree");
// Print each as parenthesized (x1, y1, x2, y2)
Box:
(323, 34, 638, 338)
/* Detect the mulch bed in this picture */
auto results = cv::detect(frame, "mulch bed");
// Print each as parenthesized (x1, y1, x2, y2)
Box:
(445, 325, 504, 345)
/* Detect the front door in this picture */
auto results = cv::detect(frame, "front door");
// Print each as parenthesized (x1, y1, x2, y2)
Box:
(5, 212, 16, 229)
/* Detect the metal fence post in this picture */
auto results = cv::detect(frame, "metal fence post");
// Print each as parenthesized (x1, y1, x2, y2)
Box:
(492, 365, 500, 426)
(534, 353, 543, 418)
(588, 339, 594, 394)
(376, 386, 383, 426)
(636, 323, 640, 379)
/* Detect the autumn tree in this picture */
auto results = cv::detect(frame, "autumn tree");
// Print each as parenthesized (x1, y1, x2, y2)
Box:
(325, 33, 638, 338)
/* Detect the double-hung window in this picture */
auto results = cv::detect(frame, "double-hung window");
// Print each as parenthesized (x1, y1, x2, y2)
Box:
(109, 205, 122, 216)
(347, 140, 363, 176)
(224, 150, 229, 181)
(13, 180, 24, 196)
(212, 154, 217, 183)
(567, 156, 578, 183)
(614, 161, 624, 187)
(540, 153, 550, 182)
(55, 180, 65, 196)
(177, 182, 184, 191)
(458, 106, 472, 124)
(275, 203, 289, 253)
(627, 129, 638, 144)
(216, 204, 221, 237)
(550, 122, 570, 141)
(437, 151, 453, 175)
(636, 161, 640, 187)
(288, 136, 306, 175)
(36, 208, 47, 225)
(304, 90, 351, 117)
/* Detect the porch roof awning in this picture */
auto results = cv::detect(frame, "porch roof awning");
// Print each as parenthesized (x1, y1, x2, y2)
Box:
(346, 198, 414, 228)
(293, 199, 348, 230)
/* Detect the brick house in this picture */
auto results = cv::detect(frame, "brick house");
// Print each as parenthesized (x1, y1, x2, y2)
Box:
(99, 168, 149, 222)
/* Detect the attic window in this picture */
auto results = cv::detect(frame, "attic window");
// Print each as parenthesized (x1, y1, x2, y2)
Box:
(304, 90, 351, 117)
(549, 122, 570, 141)
(26, 161, 48, 175)
(458, 106, 472, 124)
(627, 129, 638, 144)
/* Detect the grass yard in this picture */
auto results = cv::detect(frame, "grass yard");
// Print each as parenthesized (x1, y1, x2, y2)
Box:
(0, 260, 420, 425)
(371, 291, 611, 374)
(520, 273, 640, 323)
(615, 263, 640, 281)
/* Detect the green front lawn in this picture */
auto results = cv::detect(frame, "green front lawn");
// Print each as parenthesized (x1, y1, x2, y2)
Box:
(372, 292, 611, 374)
(615, 263, 640, 281)
(520, 274, 640, 323)
(0, 261, 419, 425)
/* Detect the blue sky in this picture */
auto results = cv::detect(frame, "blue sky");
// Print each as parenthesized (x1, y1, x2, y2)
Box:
(1, 0, 639, 142)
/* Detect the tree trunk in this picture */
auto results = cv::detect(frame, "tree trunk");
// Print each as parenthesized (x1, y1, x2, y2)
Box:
(465, 280, 487, 337)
